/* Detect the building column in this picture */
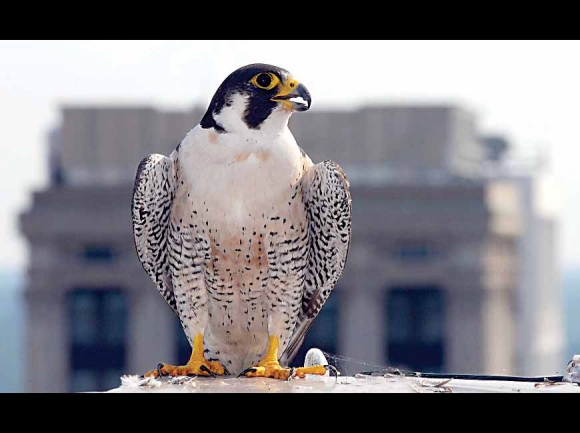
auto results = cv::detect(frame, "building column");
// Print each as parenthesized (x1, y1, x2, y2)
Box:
(482, 288, 515, 374)
(26, 292, 68, 392)
(128, 291, 175, 376)
(339, 289, 385, 370)
(445, 290, 484, 374)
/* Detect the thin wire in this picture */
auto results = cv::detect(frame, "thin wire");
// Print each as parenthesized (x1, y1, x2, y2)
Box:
(361, 370, 564, 383)
(320, 350, 565, 383)
(321, 351, 389, 376)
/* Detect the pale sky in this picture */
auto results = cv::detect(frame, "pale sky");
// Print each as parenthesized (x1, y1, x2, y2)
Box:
(1, 40, 580, 271)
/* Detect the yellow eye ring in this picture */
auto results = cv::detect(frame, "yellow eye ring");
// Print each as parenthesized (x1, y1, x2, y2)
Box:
(251, 72, 279, 90)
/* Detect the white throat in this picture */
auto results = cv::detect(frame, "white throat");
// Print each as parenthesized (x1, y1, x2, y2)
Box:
(212, 92, 292, 136)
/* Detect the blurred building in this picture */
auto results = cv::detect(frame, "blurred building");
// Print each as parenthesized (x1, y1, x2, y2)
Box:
(19, 104, 564, 392)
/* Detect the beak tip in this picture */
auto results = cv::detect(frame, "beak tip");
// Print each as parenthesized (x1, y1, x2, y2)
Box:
(272, 81, 312, 112)
(294, 83, 312, 112)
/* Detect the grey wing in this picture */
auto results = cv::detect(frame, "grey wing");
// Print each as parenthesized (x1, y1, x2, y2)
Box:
(132, 153, 178, 316)
(280, 160, 352, 365)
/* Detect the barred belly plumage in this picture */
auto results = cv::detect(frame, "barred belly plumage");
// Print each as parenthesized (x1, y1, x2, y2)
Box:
(169, 150, 310, 372)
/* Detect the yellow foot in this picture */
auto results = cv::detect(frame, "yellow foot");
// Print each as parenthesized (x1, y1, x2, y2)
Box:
(240, 361, 293, 380)
(240, 362, 338, 380)
(144, 360, 225, 379)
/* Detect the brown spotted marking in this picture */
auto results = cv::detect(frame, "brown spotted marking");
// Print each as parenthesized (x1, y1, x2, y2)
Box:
(234, 151, 251, 162)
(208, 131, 219, 144)
(255, 149, 271, 162)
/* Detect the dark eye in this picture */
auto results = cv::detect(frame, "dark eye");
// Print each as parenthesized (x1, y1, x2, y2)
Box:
(256, 73, 272, 88)
(251, 72, 279, 90)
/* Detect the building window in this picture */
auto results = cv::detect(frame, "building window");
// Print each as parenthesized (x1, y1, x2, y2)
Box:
(68, 289, 127, 392)
(290, 291, 339, 368)
(394, 240, 437, 262)
(81, 245, 115, 262)
(386, 286, 445, 372)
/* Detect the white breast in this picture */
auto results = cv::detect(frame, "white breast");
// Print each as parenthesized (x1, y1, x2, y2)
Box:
(176, 117, 307, 226)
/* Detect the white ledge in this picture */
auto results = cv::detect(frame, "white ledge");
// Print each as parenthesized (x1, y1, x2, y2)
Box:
(104, 374, 580, 393)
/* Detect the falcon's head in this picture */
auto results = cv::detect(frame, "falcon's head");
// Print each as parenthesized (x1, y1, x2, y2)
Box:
(200, 63, 311, 133)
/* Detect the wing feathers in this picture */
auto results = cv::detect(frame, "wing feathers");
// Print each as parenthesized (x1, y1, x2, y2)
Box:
(281, 160, 352, 365)
(132, 153, 179, 315)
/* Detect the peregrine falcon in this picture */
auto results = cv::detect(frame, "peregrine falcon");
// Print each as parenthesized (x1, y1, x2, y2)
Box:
(132, 63, 351, 380)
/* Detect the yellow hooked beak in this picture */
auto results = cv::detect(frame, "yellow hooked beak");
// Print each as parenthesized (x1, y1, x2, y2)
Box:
(271, 77, 311, 112)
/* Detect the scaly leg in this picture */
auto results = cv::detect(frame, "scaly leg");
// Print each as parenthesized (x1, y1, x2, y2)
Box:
(143, 333, 225, 378)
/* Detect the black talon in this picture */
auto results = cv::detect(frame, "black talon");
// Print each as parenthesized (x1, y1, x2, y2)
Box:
(287, 367, 296, 381)
(238, 367, 257, 377)
(156, 363, 165, 378)
(200, 365, 216, 378)
(324, 365, 339, 383)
